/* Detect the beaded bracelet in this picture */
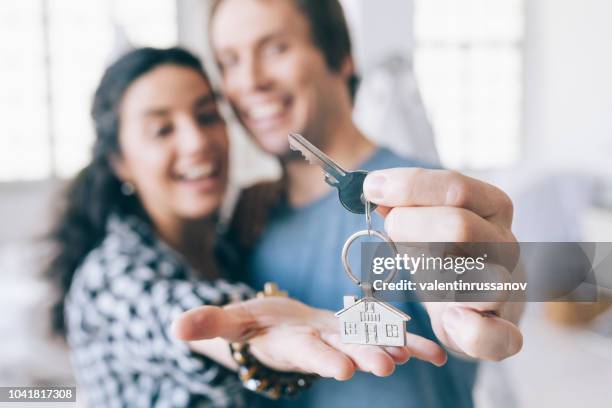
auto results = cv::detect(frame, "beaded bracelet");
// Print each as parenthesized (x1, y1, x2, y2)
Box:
(229, 341, 318, 399)
(229, 283, 319, 399)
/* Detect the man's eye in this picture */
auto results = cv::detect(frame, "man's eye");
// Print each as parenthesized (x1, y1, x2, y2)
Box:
(218, 54, 238, 70)
(197, 111, 223, 125)
(154, 124, 173, 138)
(264, 41, 288, 56)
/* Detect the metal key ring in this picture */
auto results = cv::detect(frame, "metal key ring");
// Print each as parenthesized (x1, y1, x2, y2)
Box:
(341, 229, 399, 286)
(365, 200, 372, 234)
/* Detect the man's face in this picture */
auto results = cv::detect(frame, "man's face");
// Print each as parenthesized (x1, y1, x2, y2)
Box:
(211, 0, 350, 156)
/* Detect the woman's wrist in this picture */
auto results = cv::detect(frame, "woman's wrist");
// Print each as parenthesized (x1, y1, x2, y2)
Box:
(229, 340, 318, 399)
(229, 282, 319, 399)
(188, 338, 238, 371)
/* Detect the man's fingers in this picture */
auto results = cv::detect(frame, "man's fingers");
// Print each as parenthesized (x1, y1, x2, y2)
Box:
(383, 206, 512, 243)
(375, 205, 392, 218)
(171, 303, 256, 342)
(383, 207, 519, 271)
(364, 168, 513, 228)
(441, 306, 523, 361)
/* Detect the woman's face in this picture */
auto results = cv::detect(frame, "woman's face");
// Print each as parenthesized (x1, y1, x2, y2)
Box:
(114, 65, 229, 222)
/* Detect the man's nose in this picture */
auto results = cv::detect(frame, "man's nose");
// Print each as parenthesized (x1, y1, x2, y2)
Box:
(239, 54, 271, 92)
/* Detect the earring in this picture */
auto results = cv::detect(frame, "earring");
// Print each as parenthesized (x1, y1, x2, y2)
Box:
(121, 182, 135, 196)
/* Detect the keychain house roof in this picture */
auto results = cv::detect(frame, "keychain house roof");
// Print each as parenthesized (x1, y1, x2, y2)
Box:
(335, 296, 410, 347)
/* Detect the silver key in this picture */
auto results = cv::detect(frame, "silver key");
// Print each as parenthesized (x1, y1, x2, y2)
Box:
(288, 133, 377, 214)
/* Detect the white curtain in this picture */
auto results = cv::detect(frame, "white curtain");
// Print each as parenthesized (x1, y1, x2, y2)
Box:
(354, 55, 440, 165)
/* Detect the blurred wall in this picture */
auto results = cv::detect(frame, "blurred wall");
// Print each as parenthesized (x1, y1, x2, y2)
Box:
(523, 0, 612, 179)
(340, 0, 414, 72)
(0, 181, 60, 245)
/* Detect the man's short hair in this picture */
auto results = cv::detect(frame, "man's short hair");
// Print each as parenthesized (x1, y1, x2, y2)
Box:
(292, 0, 359, 100)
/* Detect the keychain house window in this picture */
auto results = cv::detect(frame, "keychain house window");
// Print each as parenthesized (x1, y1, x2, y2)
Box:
(386, 324, 399, 338)
(344, 322, 358, 335)
(360, 302, 381, 322)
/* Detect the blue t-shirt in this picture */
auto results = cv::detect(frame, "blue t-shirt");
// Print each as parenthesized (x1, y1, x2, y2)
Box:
(241, 147, 477, 408)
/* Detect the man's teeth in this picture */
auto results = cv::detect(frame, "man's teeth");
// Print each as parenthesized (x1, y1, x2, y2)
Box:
(180, 163, 214, 180)
(248, 103, 283, 120)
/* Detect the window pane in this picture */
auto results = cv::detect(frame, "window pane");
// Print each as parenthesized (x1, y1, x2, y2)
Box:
(415, 0, 523, 44)
(414, 0, 523, 169)
(113, 0, 177, 48)
(48, 0, 114, 178)
(0, 0, 51, 181)
(49, 0, 178, 178)
(0, 0, 178, 181)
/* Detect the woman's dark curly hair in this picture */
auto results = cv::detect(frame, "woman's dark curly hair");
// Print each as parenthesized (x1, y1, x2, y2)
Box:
(45, 47, 209, 336)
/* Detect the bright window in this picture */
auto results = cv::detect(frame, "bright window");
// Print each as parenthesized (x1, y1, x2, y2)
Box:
(0, 0, 177, 181)
(414, 0, 524, 169)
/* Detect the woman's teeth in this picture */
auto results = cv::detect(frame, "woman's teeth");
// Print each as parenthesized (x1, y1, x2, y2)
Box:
(248, 103, 284, 120)
(179, 163, 215, 181)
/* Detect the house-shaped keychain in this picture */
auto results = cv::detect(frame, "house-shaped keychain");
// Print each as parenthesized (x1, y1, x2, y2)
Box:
(335, 296, 411, 347)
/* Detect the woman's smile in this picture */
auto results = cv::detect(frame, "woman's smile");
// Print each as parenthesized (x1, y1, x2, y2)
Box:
(172, 160, 224, 193)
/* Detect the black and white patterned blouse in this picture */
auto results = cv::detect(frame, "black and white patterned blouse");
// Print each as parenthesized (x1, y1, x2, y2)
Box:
(65, 214, 254, 408)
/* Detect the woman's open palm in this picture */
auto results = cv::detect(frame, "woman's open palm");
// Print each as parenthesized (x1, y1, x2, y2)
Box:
(172, 297, 447, 380)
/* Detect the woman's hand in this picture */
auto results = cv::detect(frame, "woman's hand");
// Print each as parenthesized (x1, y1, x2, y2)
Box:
(172, 297, 447, 381)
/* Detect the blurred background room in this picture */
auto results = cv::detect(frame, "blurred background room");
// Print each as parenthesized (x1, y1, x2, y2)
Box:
(1, 0, 611, 407)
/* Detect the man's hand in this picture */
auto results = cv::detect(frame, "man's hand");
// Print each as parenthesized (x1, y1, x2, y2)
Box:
(364, 168, 524, 361)
(172, 296, 447, 381)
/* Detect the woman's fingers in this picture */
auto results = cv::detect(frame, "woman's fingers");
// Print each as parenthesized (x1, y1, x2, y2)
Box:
(172, 297, 447, 379)
(323, 333, 397, 377)
(171, 303, 256, 342)
(404, 332, 448, 367)
(280, 332, 357, 380)
(324, 330, 447, 373)
(383, 346, 411, 365)
(172, 298, 303, 342)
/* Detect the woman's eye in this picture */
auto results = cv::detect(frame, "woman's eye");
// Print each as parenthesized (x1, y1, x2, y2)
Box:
(197, 111, 223, 126)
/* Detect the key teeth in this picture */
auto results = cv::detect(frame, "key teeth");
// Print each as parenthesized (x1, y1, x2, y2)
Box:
(289, 144, 318, 166)
(302, 155, 318, 167)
